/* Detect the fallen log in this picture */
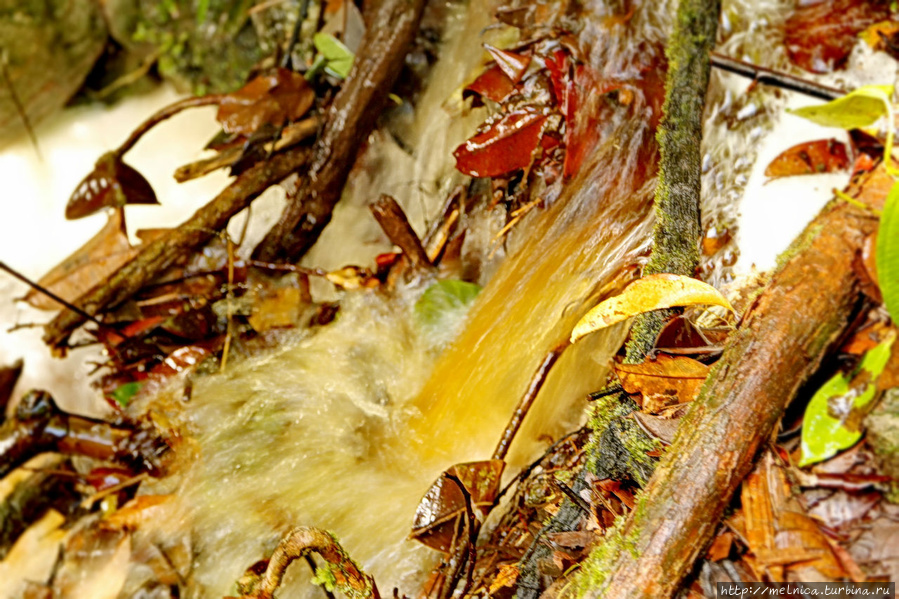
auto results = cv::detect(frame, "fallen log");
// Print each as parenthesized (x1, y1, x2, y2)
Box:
(251, 0, 427, 262)
(578, 195, 878, 597)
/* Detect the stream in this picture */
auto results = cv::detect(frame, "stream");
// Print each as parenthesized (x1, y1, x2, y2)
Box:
(1, 0, 888, 597)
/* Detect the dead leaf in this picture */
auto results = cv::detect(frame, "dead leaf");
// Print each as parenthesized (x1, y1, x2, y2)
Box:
(453, 109, 549, 178)
(614, 355, 709, 412)
(785, 0, 890, 73)
(484, 45, 531, 83)
(489, 563, 519, 593)
(66, 153, 158, 220)
(571, 274, 735, 342)
(24, 211, 138, 310)
(248, 286, 309, 332)
(860, 20, 899, 59)
(216, 68, 315, 135)
(631, 410, 682, 445)
(101, 495, 170, 531)
(410, 460, 504, 552)
(464, 64, 517, 104)
(764, 139, 850, 179)
(706, 531, 734, 562)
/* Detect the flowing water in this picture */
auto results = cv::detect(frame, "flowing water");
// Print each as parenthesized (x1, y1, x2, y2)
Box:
(4, 0, 881, 597)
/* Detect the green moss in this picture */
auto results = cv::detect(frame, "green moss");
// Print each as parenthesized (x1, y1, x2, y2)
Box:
(570, 516, 627, 596)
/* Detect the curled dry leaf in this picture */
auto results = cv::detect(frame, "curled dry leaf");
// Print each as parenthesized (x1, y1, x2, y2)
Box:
(764, 139, 850, 179)
(66, 152, 158, 220)
(453, 109, 549, 178)
(410, 460, 504, 552)
(614, 354, 709, 413)
(483, 44, 531, 83)
(571, 274, 735, 343)
(24, 211, 138, 311)
(216, 67, 315, 135)
(464, 64, 517, 104)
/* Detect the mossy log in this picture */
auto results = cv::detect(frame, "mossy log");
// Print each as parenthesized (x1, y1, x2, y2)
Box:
(578, 197, 877, 597)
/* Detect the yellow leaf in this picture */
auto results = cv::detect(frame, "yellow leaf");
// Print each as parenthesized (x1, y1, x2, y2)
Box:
(570, 274, 735, 343)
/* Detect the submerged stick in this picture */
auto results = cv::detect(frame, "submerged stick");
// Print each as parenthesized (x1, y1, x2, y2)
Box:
(43, 148, 311, 349)
(370, 195, 434, 272)
(710, 53, 844, 101)
(252, 0, 427, 262)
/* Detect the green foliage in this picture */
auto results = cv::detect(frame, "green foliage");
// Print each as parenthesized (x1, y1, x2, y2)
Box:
(877, 182, 899, 321)
(110, 381, 143, 407)
(414, 280, 482, 331)
(787, 85, 896, 176)
(313, 32, 355, 79)
(799, 333, 895, 466)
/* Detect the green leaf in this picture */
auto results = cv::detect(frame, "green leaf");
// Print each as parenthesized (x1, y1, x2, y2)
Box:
(313, 33, 355, 79)
(110, 381, 143, 408)
(787, 85, 894, 130)
(799, 333, 896, 466)
(415, 280, 482, 331)
(877, 181, 899, 321)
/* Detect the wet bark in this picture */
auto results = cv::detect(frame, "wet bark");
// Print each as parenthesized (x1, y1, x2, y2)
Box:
(251, 0, 427, 262)
(582, 198, 877, 598)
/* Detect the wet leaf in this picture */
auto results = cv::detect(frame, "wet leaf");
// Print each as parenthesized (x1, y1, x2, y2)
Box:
(861, 20, 899, 60)
(24, 211, 138, 311)
(66, 152, 158, 220)
(787, 85, 894, 131)
(248, 286, 308, 332)
(489, 563, 519, 593)
(414, 280, 482, 331)
(785, 0, 890, 73)
(216, 68, 315, 135)
(410, 460, 504, 552)
(483, 44, 531, 83)
(453, 109, 549, 177)
(109, 381, 143, 408)
(571, 274, 735, 343)
(800, 333, 896, 467)
(313, 32, 355, 79)
(614, 355, 709, 413)
(764, 139, 850, 179)
(464, 64, 516, 104)
(876, 181, 899, 321)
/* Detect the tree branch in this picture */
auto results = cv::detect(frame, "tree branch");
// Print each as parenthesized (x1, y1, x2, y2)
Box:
(251, 0, 427, 262)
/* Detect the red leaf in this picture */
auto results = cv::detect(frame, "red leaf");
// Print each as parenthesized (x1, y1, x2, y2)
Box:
(66, 153, 158, 220)
(764, 139, 850, 179)
(785, 0, 890, 74)
(484, 44, 531, 83)
(453, 110, 548, 178)
(216, 67, 315, 135)
(464, 64, 516, 104)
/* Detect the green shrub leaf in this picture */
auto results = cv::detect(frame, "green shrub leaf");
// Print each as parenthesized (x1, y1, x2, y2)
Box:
(313, 33, 355, 79)
(877, 181, 899, 321)
(110, 381, 143, 408)
(787, 85, 894, 130)
(799, 332, 895, 466)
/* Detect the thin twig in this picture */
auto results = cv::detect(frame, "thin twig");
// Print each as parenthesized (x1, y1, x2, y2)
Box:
(710, 53, 844, 101)
(370, 195, 434, 271)
(116, 94, 223, 156)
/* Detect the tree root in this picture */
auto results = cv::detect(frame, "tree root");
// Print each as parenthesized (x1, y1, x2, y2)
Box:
(233, 527, 379, 599)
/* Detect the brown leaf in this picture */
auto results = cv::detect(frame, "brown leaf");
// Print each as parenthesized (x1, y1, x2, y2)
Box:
(248, 285, 310, 332)
(706, 531, 734, 562)
(216, 68, 315, 135)
(66, 153, 158, 220)
(785, 0, 890, 73)
(614, 355, 709, 412)
(488, 563, 519, 594)
(24, 211, 138, 311)
(453, 109, 548, 178)
(631, 410, 682, 445)
(464, 64, 516, 104)
(764, 139, 850, 179)
(410, 460, 504, 552)
(484, 45, 531, 83)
